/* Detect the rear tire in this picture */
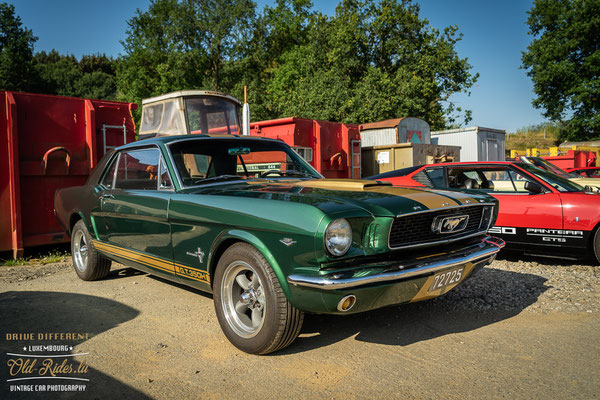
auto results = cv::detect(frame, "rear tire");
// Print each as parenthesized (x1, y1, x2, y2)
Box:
(71, 220, 111, 281)
(594, 228, 600, 265)
(213, 243, 304, 354)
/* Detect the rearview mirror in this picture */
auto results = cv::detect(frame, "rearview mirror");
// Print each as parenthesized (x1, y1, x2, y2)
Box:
(228, 147, 251, 156)
(524, 181, 544, 194)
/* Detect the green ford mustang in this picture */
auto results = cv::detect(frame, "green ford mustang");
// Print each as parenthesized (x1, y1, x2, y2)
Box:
(54, 134, 505, 354)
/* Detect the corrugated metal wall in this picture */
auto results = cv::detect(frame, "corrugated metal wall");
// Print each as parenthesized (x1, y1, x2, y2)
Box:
(361, 128, 397, 147)
(431, 127, 505, 161)
(432, 130, 478, 161)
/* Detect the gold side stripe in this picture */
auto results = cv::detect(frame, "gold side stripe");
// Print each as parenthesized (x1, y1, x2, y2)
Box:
(92, 240, 210, 284)
(95, 243, 174, 275)
(94, 240, 175, 271)
(94, 240, 208, 274)
(94, 242, 173, 273)
(94, 242, 175, 273)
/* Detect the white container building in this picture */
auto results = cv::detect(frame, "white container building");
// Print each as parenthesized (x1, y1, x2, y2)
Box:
(431, 126, 506, 161)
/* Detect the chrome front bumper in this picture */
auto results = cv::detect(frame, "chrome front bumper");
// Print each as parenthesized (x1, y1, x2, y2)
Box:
(287, 236, 505, 290)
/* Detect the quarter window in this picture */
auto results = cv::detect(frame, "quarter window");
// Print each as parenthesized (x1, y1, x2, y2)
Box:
(425, 168, 445, 187)
(101, 156, 118, 188)
(159, 157, 173, 189)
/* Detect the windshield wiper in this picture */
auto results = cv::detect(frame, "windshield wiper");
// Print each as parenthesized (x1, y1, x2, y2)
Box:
(280, 170, 316, 178)
(192, 175, 244, 185)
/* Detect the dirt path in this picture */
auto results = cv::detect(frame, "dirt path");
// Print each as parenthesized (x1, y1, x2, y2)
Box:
(1, 260, 599, 399)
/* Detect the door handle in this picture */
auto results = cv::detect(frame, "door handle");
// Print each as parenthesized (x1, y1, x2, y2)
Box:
(100, 193, 114, 199)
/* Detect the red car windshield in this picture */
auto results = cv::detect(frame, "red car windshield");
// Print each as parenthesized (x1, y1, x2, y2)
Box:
(518, 164, 584, 192)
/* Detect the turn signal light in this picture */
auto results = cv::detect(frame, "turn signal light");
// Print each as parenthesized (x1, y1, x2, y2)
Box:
(337, 295, 356, 312)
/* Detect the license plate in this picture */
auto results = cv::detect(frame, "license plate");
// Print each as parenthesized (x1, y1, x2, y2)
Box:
(428, 266, 465, 292)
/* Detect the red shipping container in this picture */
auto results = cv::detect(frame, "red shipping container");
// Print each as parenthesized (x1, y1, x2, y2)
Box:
(1, 91, 137, 257)
(249, 117, 361, 179)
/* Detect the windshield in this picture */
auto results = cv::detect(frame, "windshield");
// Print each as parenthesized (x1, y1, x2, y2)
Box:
(185, 96, 241, 135)
(519, 156, 577, 178)
(517, 163, 584, 192)
(168, 139, 323, 187)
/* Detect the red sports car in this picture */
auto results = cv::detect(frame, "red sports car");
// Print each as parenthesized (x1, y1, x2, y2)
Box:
(368, 161, 600, 263)
(565, 166, 600, 178)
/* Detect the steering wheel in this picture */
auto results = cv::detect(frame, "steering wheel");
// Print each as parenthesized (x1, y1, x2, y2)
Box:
(258, 170, 283, 178)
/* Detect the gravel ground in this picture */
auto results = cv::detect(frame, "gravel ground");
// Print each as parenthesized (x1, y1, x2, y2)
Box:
(1, 253, 598, 399)
(436, 255, 600, 314)
(2, 254, 598, 314)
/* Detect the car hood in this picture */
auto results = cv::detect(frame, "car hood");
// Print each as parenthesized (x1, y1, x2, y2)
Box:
(181, 179, 494, 217)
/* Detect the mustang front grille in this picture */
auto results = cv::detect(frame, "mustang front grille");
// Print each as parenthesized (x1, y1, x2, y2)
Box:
(388, 204, 492, 249)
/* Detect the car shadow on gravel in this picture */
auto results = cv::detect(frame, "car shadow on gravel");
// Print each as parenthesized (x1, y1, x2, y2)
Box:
(102, 266, 147, 280)
(0, 291, 151, 399)
(281, 268, 549, 355)
(497, 251, 598, 267)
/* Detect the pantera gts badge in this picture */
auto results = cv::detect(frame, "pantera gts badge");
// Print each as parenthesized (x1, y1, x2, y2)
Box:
(432, 215, 469, 234)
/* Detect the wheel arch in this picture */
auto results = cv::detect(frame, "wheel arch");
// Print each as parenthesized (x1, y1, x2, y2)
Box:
(68, 211, 87, 236)
(208, 230, 291, 297)
(590, 220, 600, 262)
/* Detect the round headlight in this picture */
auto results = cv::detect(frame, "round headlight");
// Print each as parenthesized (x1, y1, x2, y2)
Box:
(325, 218, 352, 256)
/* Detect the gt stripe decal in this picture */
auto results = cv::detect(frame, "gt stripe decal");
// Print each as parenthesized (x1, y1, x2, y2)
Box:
(93, 241, 175, 272)
(92, 240, 210, 284)
(367, 186, 461, 209)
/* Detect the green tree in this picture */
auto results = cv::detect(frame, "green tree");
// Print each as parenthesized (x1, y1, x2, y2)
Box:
(117, 0, 256, 107)
(33, 50, 117, 99)
(264, 0, 477, 128)
(230, 0, 314, 120)
(117, 0, 477, 129)
(0, 3, 37, 91)
(522, 0, 600, 141)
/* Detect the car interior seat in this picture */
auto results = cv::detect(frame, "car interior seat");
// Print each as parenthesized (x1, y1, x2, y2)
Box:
(462, 178, 480, 189)
(480, 180, 494, 190)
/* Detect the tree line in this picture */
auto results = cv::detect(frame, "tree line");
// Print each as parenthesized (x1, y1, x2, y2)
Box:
(1, 0, 597, 140)
(0, 0, 478, 130)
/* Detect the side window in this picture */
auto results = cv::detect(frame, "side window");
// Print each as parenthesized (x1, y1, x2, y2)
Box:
(159, 157, 173, 190)
(508, 169, 535, 193)
(424, 168, 445, 187)
(447, 169, 480, 189)
(101, 156, 118, 188)
(114, 148, 160, 190)
(481, 170, 510, 192)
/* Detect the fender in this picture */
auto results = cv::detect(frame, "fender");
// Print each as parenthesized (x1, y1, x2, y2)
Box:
(208, 229, 294, 300)
(67, 210, 90, 237)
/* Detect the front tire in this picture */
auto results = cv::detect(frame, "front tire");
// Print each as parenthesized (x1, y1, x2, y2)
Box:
(71, 220, 111, 281)
(213, 243, 304, 354)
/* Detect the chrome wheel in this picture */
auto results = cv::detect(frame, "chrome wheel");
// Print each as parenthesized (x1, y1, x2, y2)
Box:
(220, 261, 266, 338)
(73, 229, 88, 273)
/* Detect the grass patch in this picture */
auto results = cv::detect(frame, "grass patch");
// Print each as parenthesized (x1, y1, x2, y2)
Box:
(2, 258, 30, 267)
(1, 249, 70, 266)
(38, 250, 70, 265)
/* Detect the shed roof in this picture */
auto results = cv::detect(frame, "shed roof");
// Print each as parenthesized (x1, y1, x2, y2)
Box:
(431, 126, 506, 135)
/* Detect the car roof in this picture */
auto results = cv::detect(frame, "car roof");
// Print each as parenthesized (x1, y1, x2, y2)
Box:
(428, 161, 514, 167)
(368, 161, 521, 179)
(115, 134, 282, 151)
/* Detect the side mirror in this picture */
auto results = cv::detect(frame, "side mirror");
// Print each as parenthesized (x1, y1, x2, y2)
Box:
(524, 181, 544, 194)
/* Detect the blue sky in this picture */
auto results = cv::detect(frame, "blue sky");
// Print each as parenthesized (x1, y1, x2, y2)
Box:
(7, 0, 545, 132)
